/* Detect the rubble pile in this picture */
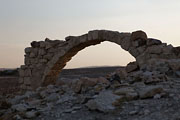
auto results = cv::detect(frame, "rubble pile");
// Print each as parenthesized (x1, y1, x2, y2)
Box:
(1, 62, 180, 120)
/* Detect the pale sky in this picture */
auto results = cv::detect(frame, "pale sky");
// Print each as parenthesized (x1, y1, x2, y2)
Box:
(0, 0, 180, 68)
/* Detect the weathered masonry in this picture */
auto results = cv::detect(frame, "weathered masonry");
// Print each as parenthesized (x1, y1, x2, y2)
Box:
(19, 30, 180, 90)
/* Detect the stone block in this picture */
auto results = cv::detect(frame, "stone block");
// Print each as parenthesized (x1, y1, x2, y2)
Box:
(48, 48, 56, 53)
(20, 65, 27, 70)
(130, 30, 147, 41)
(78, 34, 88, 43)
(39, 49, 46, 56)
(29, 53, 36, 58)
(32, 69, 43, 77)
(25, 47, 32, 53)
(31, 58, 39, 64)
(24, 58, 31, 65)
(32, 48, 39, 55)
(85, 90, 124, 112)
(98, 30, 108, 40)
(162, 44, 173, 54)
(120, 36, 131, 51)
(65, 36, 77, 41)
(147, 45, 162, 54)
(168, 59, 180, 71)
(129, 47, 140, 57)
(24, 69, 32, 77)
(172, 46, 180, 56)
(138, 85, 164, 99)
(147, 38, 162, 46)
(132, 38, 146, 47)
(107, 32, 122, 45)
(43, 54, 53, 60)
(88, 30, 99, 40)
(35, 63, 44, 69)
(31, 41, 40, 48)
(39, 59, 48, 63)
(19, 78, 24, 84)
(136, 54, 146, 66)
(19, 69, 25, 77)
(24, 77, 31, 85)
(45, 42, 52, 49)
(137, 45, 146, 55)
(40, 41, 46, 48)
(126, 62, 139, 73)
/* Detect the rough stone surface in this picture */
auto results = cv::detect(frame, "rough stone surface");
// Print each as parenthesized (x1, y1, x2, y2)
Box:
(126, 62, 139, 73)
(138, 85, 164, 99)
(1, 64, 180, 120)
(85, 90, 124, 112)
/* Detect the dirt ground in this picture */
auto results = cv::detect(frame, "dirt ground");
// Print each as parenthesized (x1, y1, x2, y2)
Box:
(0, 66, 121, 95)
(0, 77, 20, 95)
(59, 66, 122, 79)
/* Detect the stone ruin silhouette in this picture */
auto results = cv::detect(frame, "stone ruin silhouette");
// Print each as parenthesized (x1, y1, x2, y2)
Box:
(18, 30, 180, 90)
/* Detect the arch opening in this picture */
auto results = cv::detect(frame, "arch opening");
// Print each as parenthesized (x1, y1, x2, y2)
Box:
(65, 41, 135, 69)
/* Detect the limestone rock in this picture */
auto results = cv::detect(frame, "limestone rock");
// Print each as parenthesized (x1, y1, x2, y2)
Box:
(39, 49, 46, 56)
(147, 45, 162, 54)
(25, 47, 32, 53)
(45, 42, 52, 49)
(114, 68, 127, 79)
(121, 36, 131, 51)
(137, 85, 164, 99)
(131, 30, 147, 47)
(31, 41, 40, 48)
(11, 103, 29, 112)
(114, 87, 135, 95)
(72, 77, 109, 93)
(24, 69, 32, 77)
(25, 111, 39, 118)
(114, 87, 138, 100)
(86, 90, 125, 112)
(130, 30, 147, 41)
(147, 38, 162, 46)
(168, 59, 180, 71)
(29, 52, 36, 58)
(45, 93, 60, 102)
(88, 30, 99, 40)
(40, 41, 46, 48)
(126, 62, 139, 73)
(129, 47, 140, 57)
(8, 95, 26, 105)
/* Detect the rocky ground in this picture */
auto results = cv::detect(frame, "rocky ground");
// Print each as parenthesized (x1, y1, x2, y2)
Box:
(0, 77, 19, 95)
(0, 68, 19, 95)
(0, 65, 180, 120)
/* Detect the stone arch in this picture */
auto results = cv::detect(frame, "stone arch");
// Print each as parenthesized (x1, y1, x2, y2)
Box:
(42, 30, 133, 86)
(19, 30, 178, 90)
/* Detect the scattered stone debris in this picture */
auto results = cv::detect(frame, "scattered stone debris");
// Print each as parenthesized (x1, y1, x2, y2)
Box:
(1, 61, 180, 120)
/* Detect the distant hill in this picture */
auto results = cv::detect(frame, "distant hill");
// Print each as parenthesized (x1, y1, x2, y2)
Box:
(0, 68, 19, 76)
(64, 65, 124, 70)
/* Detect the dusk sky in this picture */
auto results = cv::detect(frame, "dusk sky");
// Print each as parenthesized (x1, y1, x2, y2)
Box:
(0, 0, 180, 68)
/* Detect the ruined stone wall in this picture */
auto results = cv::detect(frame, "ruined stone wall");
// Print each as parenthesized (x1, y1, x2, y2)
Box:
(19, 30, 180, 90)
